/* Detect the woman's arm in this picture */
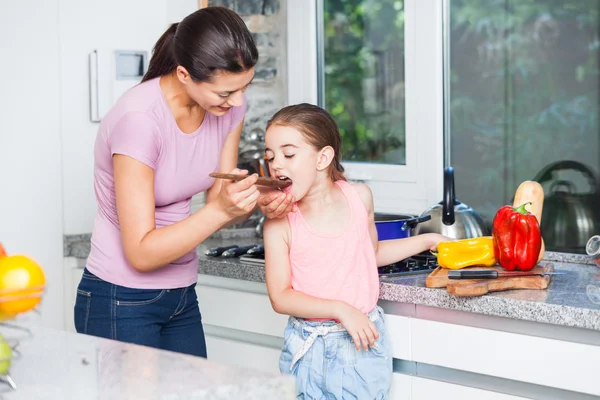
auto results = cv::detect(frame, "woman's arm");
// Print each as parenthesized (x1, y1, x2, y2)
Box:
(114, 155, 259, 272)
(353, 183, 448, 266)
(264, 217, 346, 319)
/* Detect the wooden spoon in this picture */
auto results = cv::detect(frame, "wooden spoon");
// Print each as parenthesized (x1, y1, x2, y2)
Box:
(209, 173, 292, 188)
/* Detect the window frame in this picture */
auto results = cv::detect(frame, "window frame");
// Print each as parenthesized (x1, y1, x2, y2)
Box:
(286, 0, 446, 215)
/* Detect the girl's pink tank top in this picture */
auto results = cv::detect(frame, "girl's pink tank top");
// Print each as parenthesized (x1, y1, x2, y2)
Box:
(286, 180, 380, 315)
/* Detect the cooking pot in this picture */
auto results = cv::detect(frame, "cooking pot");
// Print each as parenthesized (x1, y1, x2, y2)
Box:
(533, 160, 600, 253)
(375, 214, 431, 240)
(413, 166, 489, 239)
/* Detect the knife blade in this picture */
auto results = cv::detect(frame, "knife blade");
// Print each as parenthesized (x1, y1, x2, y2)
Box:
(204, 245, 239, 257)
(221, 245, 261, 258)
(246, 245, 264, 256)
(447, 270, 564, 280)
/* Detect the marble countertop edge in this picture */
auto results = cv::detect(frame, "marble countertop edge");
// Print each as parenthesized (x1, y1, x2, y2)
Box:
(378, 282, 600, 331)
(63, 233, 600, 332)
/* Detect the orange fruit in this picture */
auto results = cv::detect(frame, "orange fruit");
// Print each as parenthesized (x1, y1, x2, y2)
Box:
(0, 255, 45, 315)
(0, 244, 6, 258)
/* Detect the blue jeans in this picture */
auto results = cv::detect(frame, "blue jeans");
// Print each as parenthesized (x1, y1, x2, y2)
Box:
(279, 306, 393, 400)
(73, 268, 207, 357)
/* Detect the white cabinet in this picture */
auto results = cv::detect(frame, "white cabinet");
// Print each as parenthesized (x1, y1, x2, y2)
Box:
(195, 279, 288, 338)
(410, 318, 600, 396)
(205, 336, 282, 374)
(195, 275, 287, 372)
(411, 377, 526, 400)
(385, 314, 411, 360)
(389, 373, 411, 400)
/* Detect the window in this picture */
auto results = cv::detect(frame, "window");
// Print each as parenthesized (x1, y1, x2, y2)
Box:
(288, 0, 445, 215)
(320, 0, 406, 165)
(289, 0, 600, 254)
(448, 0, 600, 253)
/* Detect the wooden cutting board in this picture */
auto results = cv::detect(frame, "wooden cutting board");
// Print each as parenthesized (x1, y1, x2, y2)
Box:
(425, 262, 554, 297)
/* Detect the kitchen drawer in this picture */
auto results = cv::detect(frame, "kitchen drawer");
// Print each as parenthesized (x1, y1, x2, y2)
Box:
(411, 318, 600, 396)
(389, 373, 411, 400)
(384, 313, 411, 361)
(205, 335, 282, 374)
(411, 377, 526, 399)
(196, 276, 288, 338)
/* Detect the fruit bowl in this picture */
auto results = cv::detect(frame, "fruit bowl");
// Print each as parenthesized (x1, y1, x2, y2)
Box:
(0, 243, 46, 391)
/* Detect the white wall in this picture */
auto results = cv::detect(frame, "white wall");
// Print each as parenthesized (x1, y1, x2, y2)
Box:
(60, 0, 198, 235)
(0, 0, 197, 330)
(0, 0, 64, 329)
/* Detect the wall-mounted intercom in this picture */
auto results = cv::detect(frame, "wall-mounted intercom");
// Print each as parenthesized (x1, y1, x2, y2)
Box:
(89, 49, 148, 122)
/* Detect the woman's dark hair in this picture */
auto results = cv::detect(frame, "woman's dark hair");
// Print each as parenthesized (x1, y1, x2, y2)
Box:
(141, 7, 258, 83)
(266, 103, 346, 182)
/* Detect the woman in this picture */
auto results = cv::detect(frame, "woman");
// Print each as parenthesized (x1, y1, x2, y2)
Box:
(74, 7, 294, 357)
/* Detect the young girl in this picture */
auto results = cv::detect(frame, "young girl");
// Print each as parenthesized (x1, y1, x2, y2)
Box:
(263, 103, 450, 399)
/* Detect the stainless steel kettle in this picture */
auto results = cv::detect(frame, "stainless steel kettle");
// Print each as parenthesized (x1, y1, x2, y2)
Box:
(413, 167, 490, 239)
(532, 160, 600, 253)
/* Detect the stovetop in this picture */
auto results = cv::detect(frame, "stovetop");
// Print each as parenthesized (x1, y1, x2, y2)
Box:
(235, 248, 438, 277)
(376, 252, 438, 277)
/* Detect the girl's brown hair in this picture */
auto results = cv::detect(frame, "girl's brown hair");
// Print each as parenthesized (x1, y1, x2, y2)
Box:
(266, 103, 346, 182)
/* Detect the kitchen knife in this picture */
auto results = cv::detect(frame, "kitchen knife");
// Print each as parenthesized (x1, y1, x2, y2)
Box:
(221, 245, 260, 258)
(448, 270, 564, 280)
(246, 245, 264, 256)
(204, 245, 239, 257)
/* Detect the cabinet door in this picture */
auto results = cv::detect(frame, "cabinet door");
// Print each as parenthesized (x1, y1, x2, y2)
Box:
(388, 373, 411, 400)
(205, 336, 282, 375)
(195, 278, 288, 337)
(412, 377, 527, 399)
(411, 318, 600, 396)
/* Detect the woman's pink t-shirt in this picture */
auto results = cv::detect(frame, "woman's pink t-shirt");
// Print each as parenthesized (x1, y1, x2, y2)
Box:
(86, 77, 246, 289)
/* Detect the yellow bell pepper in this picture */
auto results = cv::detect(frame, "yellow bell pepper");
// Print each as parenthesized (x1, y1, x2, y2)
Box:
(435, 236, 496, 270)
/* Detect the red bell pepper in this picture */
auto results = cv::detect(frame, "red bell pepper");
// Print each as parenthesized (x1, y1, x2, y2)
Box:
(492, 202, 542, 271)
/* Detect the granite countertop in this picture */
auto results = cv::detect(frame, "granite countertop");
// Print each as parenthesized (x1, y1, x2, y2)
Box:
(0, 319, 294, 399)
(64, 233, 600, 331)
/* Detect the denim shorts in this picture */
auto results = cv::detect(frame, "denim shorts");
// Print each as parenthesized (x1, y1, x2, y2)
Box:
(279, 306, 393, 400)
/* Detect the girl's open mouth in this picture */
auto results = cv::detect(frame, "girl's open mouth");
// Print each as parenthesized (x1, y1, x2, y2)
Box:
(276, 175, 293, 192)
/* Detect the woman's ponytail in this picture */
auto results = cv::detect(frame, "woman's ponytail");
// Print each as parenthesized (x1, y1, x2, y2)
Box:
(140, 8, 257, 83)
(141, 23, 178, 83)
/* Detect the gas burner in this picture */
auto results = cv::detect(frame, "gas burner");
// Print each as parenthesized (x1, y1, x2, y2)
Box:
(238, 249, 438, 277)
(377, 252, 438, 277)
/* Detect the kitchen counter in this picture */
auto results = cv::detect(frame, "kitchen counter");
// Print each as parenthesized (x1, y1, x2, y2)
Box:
(64, 233, 600, 398)
(64, 233, 600, 331)
(0, 319, 295, 399)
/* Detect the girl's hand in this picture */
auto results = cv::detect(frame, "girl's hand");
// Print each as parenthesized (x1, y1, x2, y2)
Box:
(257, 189, 297, 219)
(215, 168, 260, 218)
(336, 303, 379, 351)
(429, 233, 454, 252)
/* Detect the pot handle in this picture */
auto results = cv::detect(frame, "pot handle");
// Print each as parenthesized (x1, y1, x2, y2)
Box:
(533, 160, 598, 194)
(549, 180, 575, 194)
(443, 167, 455, 225)
(404, 214, 432, 230)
